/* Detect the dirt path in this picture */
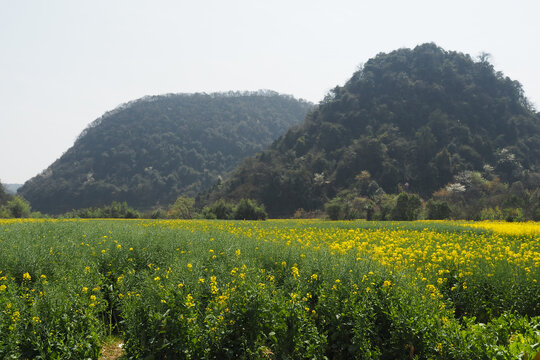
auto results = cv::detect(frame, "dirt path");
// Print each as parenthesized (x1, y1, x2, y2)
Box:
(100, 338, 124, 360)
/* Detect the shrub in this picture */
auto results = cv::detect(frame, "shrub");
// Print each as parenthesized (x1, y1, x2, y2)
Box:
(480, 207, 504, 220)
(324, 198, 343, 220)
(150, 208, 167, 219)
(390, 193, 422, 221)
(202, 199, 234, 220)
(426, 199, 451, 220)
(233, 198, 267, 220)
(1, 196, 32, 218)
(168, 197, 196, 219)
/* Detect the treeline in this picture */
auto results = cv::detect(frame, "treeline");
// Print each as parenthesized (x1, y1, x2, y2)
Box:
(56, 197, 267, 220)
(322, 170, 540, 221)
(1, 182, 268, 220)
(93, 170, 538, 221)
(0, 182, 34, 218)
(155, 197, 267, 220)
(61, 201, 140, 219)
(3, 176, 538, 221)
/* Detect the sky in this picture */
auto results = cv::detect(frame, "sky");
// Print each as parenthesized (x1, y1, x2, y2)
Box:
(1, 0, 539, 184)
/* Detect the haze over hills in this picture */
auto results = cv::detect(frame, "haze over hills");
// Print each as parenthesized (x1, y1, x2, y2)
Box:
(2, 184, 22, 195)
(208, 43, 540, 217)
(18, 91, 312, 214)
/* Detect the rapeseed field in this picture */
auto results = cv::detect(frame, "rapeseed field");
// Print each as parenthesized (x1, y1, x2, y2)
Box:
(0, 219, 539, 359)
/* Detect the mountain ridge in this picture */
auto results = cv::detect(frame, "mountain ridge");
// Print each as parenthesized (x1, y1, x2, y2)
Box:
(19, 90, 313, 214)
(206, 43, 540, 217)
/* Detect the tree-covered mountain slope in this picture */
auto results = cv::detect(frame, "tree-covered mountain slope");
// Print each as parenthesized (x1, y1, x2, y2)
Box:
(19, 91, 312, 214)
(208, 44, 540, 217)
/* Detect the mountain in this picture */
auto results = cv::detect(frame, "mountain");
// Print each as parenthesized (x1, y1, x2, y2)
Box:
(19, 91, 312, 214)
(2, 184, 22, 195)
(208, 44, 540, 217)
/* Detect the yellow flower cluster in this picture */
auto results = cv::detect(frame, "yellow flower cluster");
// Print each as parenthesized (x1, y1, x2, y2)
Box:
(464, 221, 540, 236)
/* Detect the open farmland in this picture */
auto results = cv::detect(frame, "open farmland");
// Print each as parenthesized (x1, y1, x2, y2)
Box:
(0, 219, 539, 359)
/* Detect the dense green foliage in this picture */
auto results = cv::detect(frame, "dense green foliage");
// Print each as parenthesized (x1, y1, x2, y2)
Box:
(57, 197, 268, 220)
(62, 201, 140, 219)
(389, 193, 422, 221)
(1, 196, 32, 218)
(231, 198, 267, 220)
(0, 181, 33, 218)
(425, 199, 452, 220)
(209, 44, 540, 217)
(321, 172, 540, 222)
(432, 170, 540, 221)
(19, 91, 312, 214)
(167, 196, 197, 219)
(200, 198, 268, 220)
(0, 182, 10, 207)
(202, 199, 234, 220)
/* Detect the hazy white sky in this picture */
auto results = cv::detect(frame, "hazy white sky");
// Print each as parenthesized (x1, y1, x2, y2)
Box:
(1, 0, 539, 184)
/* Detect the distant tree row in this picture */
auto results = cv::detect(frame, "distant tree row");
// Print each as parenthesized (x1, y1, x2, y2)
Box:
(2, 175, 538, 221)
(61, 201, 140, 219)
(55, 197, 267, 221)
(322, 170, 540, 221)
(167, 197, 267, 220)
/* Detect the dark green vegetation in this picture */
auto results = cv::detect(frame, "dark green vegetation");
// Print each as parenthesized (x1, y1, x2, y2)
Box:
(62, 201, 141, 219)
(209, 44, 540, 218)
(59, 197, 268, 220)
(0, 182, 10, 207)
(203, 198, 268, 220)
(166, 197, 268, 220)
(18, 91, 312, 214)
(0, 182, 32, 218)
(167, 197, 268, 220)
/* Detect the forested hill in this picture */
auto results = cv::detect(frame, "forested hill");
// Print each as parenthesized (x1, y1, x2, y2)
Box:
(208, 44, 540, 217)
(19, 91, 312, 214)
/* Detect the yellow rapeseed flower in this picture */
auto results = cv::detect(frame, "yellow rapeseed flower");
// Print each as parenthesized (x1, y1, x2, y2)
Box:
(291, 266, 299, 279)
(12, 311, 20, 322)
